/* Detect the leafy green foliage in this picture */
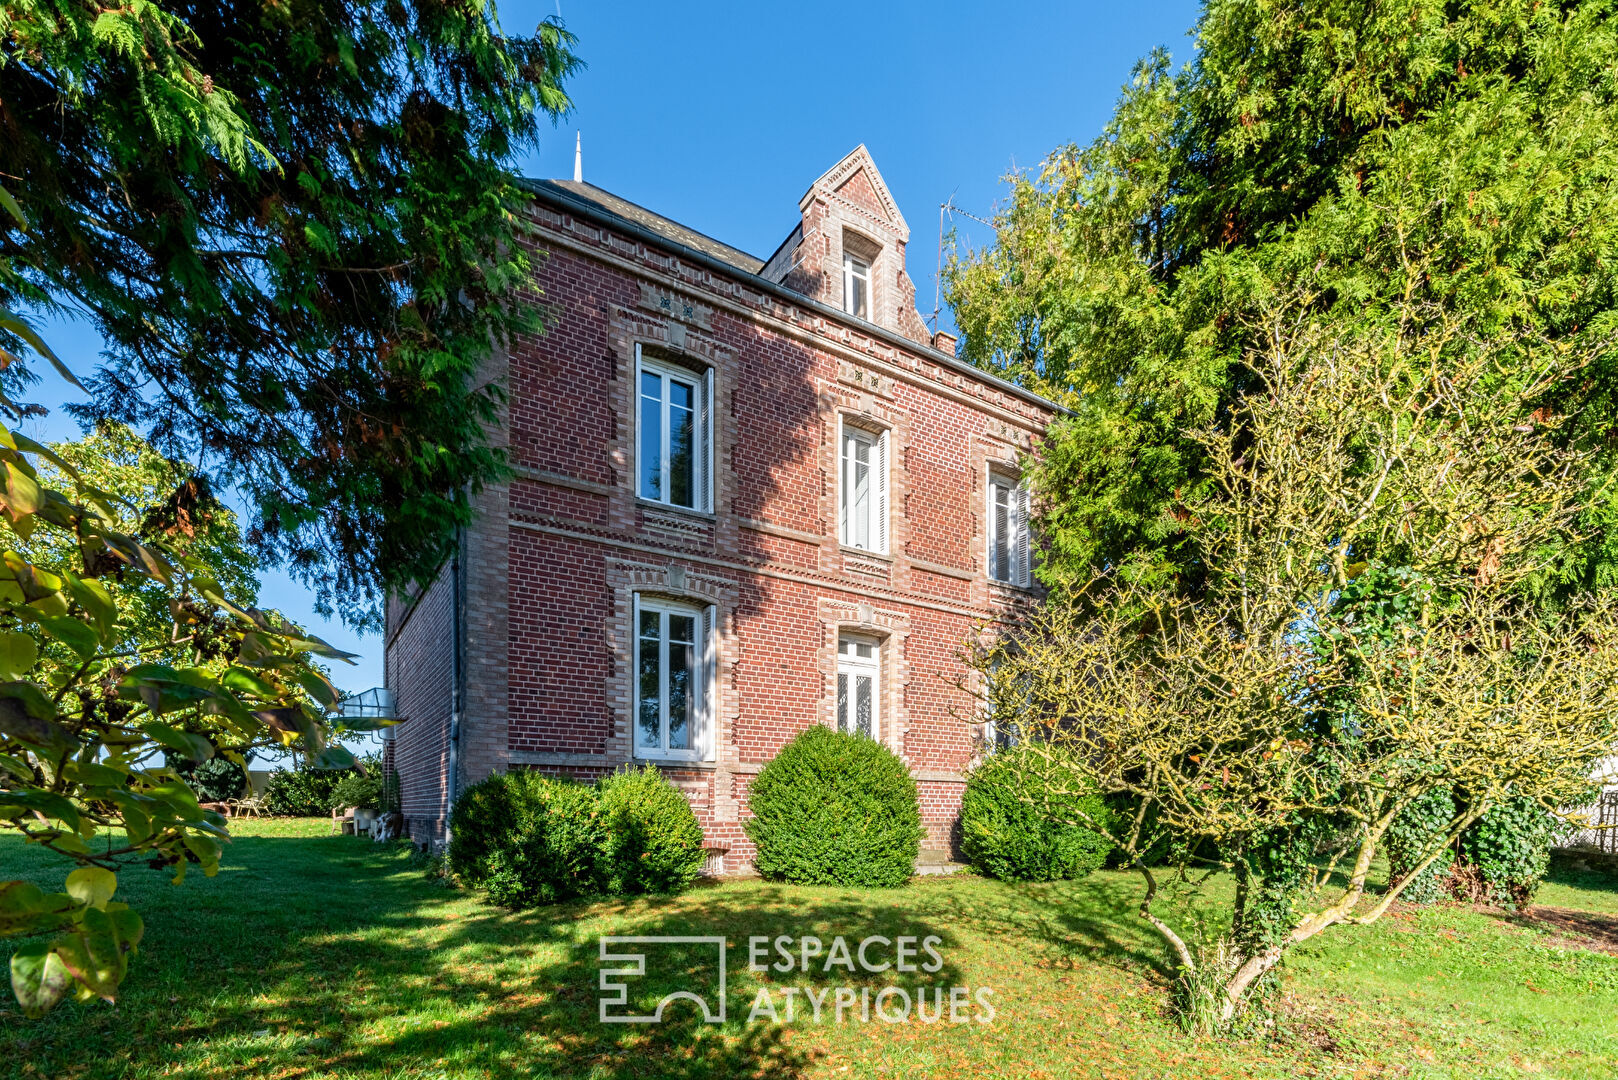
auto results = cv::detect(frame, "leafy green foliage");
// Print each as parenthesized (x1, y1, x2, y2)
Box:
(745, 726, 923, 888)
(1386, 790, 1557, 909)
(448, 767, 708, 907)
(1387, 789, 1458, 905)
(1456, 796, 1559, 909)
(596, 766, 706, 896)
(27, 424, 259, 658)
(0, 0, 579, 622)
(169, 756, 249, 804)
(950, 0, 1618, 1033)
(946, 0, 1618, 599)
(960, 745, 1112, 882)
(971, 333, 1618, 1031)
(261, 765, 343, 817)
(449, 771, 605, 908)
(330, 769, 385, 813)
(0, 415, 370, 1016)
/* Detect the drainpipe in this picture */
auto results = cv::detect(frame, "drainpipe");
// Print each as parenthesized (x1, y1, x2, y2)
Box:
(443, 527, 465, 849)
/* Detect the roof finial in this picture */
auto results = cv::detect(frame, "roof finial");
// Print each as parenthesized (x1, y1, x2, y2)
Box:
(573, 132, 582, 183)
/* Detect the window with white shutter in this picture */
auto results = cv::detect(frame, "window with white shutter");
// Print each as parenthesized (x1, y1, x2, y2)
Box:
(635, 345, 712, 512)
(839, 420, 889, 554)
(988, 473, 1031, 587)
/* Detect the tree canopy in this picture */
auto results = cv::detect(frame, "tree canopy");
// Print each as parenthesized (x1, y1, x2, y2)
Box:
(946, 0, 1618, 598)
(0, 0, 579, 624)
(974, 295, 1618, 1027)
(0, 403, 366, 1017)
(24, 423, 260, 660)
(951, 0, 1618, 1033)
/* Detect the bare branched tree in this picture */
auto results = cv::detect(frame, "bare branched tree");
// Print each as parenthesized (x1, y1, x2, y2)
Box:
(973, 295, 1618, 1030)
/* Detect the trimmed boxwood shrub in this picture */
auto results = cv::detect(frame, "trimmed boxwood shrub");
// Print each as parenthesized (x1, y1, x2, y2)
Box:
(598, 766, 707, 895)
(449, 766, 707, 907)
(745, 726, 922, 888)
(960, 745, 1113, 881)
(449, 770, 606, 907)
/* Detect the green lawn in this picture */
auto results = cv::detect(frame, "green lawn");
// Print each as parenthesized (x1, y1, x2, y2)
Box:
(3, 819, 1616, 1079)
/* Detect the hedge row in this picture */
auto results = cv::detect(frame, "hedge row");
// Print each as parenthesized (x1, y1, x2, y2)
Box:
(260, 756, 393, 815)
(445, 728, 1138, 900)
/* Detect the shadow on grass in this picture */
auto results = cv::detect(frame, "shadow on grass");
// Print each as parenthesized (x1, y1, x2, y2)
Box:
(912, 873, 1181, 983)
(2, 830, 978, 1079)
(1545, 861, 1618, 897)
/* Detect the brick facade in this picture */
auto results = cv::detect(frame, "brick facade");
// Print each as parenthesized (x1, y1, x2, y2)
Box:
(386, 147, 1058, 867)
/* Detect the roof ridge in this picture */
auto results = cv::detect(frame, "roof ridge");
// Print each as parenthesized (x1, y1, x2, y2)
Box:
(515, 177, 766, 275)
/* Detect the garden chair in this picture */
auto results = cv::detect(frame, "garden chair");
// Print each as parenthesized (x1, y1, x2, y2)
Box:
(231, 793, 265, 818)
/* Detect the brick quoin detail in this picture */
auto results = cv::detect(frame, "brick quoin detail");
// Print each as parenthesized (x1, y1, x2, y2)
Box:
(386, 148, 1057, 866)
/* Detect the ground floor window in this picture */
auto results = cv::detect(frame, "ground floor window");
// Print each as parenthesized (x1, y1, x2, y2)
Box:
(836, 633, 880, 739)
(634, 595, 714, 760)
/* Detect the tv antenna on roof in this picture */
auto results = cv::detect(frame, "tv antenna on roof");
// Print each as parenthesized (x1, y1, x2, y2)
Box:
(932, 195, 997, 331)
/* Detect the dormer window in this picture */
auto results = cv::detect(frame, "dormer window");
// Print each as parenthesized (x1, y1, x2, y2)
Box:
(842, 252, 870, 319)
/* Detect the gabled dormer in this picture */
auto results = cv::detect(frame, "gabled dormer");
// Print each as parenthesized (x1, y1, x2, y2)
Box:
(761, 146, 933, 346)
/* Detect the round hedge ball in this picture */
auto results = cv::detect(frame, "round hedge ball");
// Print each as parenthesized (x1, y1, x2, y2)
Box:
(960, 744, 1113, 882)
(745, 725, 923, 888)
(597, 765, 707, 895)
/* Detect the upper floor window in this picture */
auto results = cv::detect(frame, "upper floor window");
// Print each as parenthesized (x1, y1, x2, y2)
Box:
(842, 252, 871, 320)
(634, 594, 715, 761)
(636, 347, 712, 512)
(988, 473, 1031, 587)
(837, 634, 880, 739)
(839, 420, 889, 554)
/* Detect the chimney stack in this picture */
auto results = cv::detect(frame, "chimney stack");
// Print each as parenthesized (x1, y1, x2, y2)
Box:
(931, 330, 958, 358)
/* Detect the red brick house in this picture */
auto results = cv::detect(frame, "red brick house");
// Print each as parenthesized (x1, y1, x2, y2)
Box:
(384, 146, 1060, 868)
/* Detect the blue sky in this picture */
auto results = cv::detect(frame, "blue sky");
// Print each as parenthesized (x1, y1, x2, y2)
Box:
(26, 1, 1202, 704)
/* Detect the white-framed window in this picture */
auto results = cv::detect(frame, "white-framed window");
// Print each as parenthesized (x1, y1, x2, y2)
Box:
(837, 634, 881, 739)
(987, 473, 1031, 587)
(635, 346, 713, 512)
(981, 711, 1018, 753)
(981, 658, 1017, 753)
(633, 594, 716, 761)
(977, 654, 1029, 757)
(839, 420, 889, 554)
(842, 252, 871, 320)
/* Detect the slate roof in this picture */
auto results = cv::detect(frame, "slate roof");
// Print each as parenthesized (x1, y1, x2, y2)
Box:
(517, 178, 767, 275)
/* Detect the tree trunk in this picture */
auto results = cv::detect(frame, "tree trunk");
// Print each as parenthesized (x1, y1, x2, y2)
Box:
(1217, 944, 1284, 1025)
(1132, 860, 1196, 974)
